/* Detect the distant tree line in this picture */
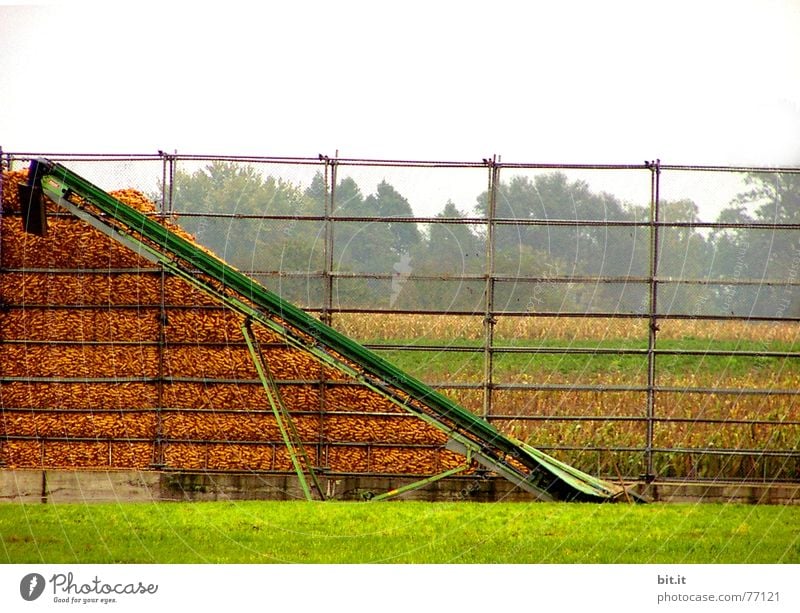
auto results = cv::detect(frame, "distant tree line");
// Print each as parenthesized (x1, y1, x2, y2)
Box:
(171, 161, 800, 317)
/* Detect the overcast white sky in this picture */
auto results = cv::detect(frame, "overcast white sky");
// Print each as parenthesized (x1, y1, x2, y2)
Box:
(1, 0, 799, 216)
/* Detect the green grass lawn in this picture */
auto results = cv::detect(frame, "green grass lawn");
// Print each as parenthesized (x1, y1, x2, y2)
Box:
(1, 501, 798, 564)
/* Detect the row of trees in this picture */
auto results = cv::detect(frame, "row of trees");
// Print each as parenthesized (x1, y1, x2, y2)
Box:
(171, 162, 800, 317)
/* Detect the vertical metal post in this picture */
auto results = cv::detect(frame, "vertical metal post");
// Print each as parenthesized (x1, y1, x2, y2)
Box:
(319, 155, 336, 472)
(158, 150, 177, 216)
(0, 146, 4, 276)
(322, 155, 336, 327)
(0, 147, 4, 466)
(152, 265, 167, 467)
(644, 159, 661, 481)
(482, 156, 499, 419)
(167, 151, 176, 216)
(0, 146, 5, 206)
(159, 152, 174, 466)
(160, 150, 168, 216)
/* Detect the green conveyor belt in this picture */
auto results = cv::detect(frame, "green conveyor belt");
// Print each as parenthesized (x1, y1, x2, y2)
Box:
(24, 158, 635, 502)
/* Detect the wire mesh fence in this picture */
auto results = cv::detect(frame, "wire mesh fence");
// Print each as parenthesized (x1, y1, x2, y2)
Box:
(2, 149, 799, 483)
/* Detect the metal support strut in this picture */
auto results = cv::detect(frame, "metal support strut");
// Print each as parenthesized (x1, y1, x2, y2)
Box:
(369, 445, 473, 502)
(241, 319, 325, 501)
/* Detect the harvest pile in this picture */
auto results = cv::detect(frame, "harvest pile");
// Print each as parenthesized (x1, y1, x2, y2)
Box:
(0, 169, 461, 475)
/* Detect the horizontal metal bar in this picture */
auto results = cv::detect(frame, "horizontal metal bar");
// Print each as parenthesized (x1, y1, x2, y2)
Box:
(439, 382, 800, 396)
(188, 154, 477, 168)
(158, 469, 480, 479)
(492, 162, 652, 171)
(650, 447, 800, 457)
(6, 267, 800, 289)
(291, 271, 800, 287)
(655, 221, 800, 230)
(5, 152, 324, 165)
(487, 414, 800, 426)
(652, 476, 800, 485)
(5, 301, 799, 323)
(148, 209, 800, 231)
(172, 211, 489, 224)
(0, 304, 227, 311)
(465, 382, 646, 392)
(157, 377, 362, 387)
(4, 210, 159, 220)
(368, 343, 650, 356)
(7, 150, 798, 173)
(1, 267, 161, 274)
(0, 376, 284, 385)
(366, 343, 482, 353)
(2, 404, 796, 427)
(0, 376, 385, 387)
(2, 407, 157, 414)
(175, 154, 325, 166)
(329, 157, 483, 168)
(490, 218, 647, 228)
(531, 444, 800, 457)
(372, 344, 800, 359)
(654, 277, 800, 287)
(0, 407, 412, 418)
(252, 271, 649, 283)
(0, 339, 290, 349)
(6, 153, 165, 161)
(0, 268, 800, 290)
(338, 308, 800, 322)
(660, 163, 800, 173)
(480, 310, 800, 322)
(0, 376, 160, 384)
(654, 386, 800, 396)
(1, 375, 794, 398)
(495, 346, 648, 356)
(656, 312, 800, 323)
(0, 303, 201, 310)
(1, 435, 152, 443)
(329, 308, 646, 317)
(654, 348, 800, 359)
(0, 435, 447, 449)
(1, 340, 155, 347)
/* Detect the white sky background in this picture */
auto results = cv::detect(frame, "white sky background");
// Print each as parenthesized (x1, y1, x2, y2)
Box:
(1, 0, 799, 218)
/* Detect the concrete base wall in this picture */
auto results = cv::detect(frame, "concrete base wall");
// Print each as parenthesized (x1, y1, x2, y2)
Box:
(1, 469, 798, 504)
(639, 481, 800, 505)
(0, 470, 532, 503)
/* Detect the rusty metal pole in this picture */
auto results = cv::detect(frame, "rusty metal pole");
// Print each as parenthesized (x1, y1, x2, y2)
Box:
(167, 152, 176, 216)
(158, 150, 176, 216)
(153, 266, 167, 468)
(482, 156, 499, 420)
(159, 150, 168, 216)
(322, 155, 336, 327)
(319, 155, 336, 474)
(644, 159, 661, 482)
(0, 148, 3, 467)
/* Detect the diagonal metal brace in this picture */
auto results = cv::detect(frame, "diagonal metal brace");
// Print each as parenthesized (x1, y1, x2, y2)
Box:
(241, 319, 325, 501)
(369, 443, 473, 502)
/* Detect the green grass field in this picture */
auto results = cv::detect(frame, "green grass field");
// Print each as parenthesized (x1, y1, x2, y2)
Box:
(1, 501, 798, 564)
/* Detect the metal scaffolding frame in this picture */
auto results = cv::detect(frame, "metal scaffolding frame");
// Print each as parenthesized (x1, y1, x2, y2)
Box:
(1, 149, 799, 484)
